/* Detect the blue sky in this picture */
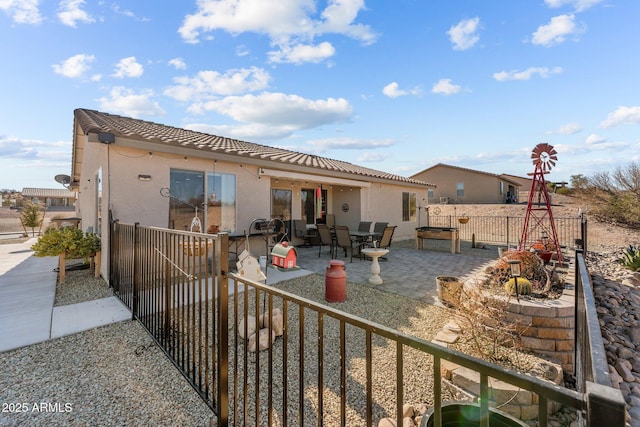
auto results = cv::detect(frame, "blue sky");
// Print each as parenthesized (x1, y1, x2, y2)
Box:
(1, 0, 639, 191)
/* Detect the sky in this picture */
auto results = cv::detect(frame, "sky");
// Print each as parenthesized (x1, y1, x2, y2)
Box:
(1, 0, 639, 191)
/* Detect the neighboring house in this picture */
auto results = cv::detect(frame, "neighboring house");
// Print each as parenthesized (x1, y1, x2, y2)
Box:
(21, 188, 76, 209)
(500, 174, 533, 192)
(70, 108, 434, 278)
(410, 163, 521, 204)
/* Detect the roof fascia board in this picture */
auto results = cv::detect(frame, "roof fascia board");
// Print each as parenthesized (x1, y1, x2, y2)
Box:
(259, 168, 371, 188)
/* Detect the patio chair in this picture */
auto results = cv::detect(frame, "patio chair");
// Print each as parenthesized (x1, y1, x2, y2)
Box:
(377, 225, 396, 249)
(334, 225, 363, 263)
(316, 224, 335, 258)
(357, 221, 372, 232)
(294, 219, 313, 247)
(373, 221, 388, 235)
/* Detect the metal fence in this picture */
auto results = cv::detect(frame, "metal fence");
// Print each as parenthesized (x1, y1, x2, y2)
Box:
(110, 220, 229, 415)
(574, 251, 626, 425)
(110, 219, 621, 427)
(426, 215, 584, 250)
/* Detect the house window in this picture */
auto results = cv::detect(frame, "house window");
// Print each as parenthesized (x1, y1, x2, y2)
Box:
(402, 192, 417, 222)
(428, 188, 434, 200)
(272, 189, 292, 240)
(499, 181, 504, 195)
(169, 169, 236, 233)
(456, 182, 464, 197)
(207, 171, 236, 233)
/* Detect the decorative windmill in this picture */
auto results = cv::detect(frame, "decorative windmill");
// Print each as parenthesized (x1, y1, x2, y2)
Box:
(518, 143, 564, 263)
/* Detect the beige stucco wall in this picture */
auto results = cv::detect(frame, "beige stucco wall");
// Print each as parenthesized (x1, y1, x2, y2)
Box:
(413, 167, 513, 204)
(76, 134, 431, 276)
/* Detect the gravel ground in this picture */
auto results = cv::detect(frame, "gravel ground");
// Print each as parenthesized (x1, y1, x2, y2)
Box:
(0, 321, 214, 427)
(53, 261, 113, 307)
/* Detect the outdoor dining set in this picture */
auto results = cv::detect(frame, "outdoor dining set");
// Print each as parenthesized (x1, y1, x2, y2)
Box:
(294, 219, 396, 263)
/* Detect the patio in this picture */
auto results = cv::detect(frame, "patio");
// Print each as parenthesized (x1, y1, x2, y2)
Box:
(266, 238, 500, 302)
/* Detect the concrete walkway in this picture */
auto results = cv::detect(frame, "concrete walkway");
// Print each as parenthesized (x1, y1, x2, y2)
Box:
(0, 239, 130, 353)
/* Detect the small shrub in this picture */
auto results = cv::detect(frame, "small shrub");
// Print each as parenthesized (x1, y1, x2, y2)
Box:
(620, 245, 640, 272)
(20, 201, 43, 236)
(504, 277, 532, 295)
(32, 228, 101, 261)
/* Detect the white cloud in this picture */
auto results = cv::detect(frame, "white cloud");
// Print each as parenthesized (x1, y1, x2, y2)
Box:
(0, 135, 70, 161)
(0, 0, 41, 24)
(52, 53, 96, 78)
(268, 41, 336, 64)
(186, 122, 294, 140)
(98, 87, 165, 117)
(544, 0, 603, 12)
(194, 92, 353, 129)
(585, 133, 606, 145)
(531, 14, 584, 46)
(431, 79, 462, 95)
(551, 122, 582, 135)
(493, 66, 563, 81)
(357, 152, 393, 162)
(178, 0, 376, 64)
(382, 82, 421, 98)
(600, 106, 640, 128)
(168, 58, 187, 70)
(164, 67, 271, 103)
(236, 45, 250, 57)
(57, 0, 94, 27)
(447, 17, 480, 51)
(112, 57, 144, 78)
(306, 137, 395, 151)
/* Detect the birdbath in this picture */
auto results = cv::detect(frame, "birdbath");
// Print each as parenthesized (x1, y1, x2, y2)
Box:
(361, 247, 390, 285)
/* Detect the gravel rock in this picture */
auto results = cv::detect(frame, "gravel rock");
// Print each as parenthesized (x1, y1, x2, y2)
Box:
(0, 322, 213, 427)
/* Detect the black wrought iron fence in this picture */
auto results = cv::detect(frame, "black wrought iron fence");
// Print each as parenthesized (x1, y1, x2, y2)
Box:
(110, 220, 228, 415)
(109, 219, 621, 427)
(427, 215, 584, 250)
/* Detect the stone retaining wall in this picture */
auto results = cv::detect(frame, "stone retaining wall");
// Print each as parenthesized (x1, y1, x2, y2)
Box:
(464, 258, 576, 373)
(504, 287, 575, 372)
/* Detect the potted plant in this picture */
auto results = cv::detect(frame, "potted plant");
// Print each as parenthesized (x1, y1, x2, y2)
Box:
(436, 275, 463, 307)
(31, 227, 101, 284)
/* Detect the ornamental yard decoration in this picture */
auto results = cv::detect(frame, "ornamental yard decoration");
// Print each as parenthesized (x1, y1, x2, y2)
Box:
(518, 143, 564, 263)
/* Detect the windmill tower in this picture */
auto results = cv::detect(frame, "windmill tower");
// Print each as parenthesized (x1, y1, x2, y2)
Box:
(518, 143, 564, 263)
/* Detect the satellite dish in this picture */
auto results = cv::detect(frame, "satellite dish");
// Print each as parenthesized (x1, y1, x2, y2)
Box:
(55, 174, 71, 186)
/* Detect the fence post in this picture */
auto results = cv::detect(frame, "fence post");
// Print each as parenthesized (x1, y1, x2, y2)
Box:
(132, 222, 139, 320)
(586, 381, 626, 427)
(216, 233, 229, 426)
(506, 217, 510, 247)
(582, 217, 588, 254)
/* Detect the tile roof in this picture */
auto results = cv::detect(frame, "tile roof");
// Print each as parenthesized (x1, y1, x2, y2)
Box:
(74, 108, 433, 187)
(22, 188, 77, 198)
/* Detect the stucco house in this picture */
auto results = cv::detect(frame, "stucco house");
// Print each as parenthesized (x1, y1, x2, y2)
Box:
(21, 187, 76, 209)
(70, 109, 434, 278)
(410, 163, 521, 204)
